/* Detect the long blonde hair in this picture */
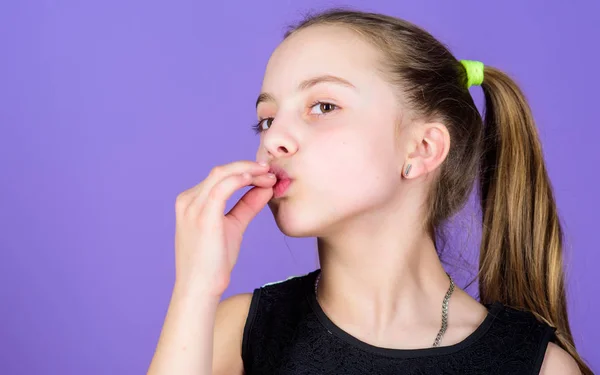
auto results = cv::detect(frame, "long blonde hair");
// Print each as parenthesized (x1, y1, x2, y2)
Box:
(284, 8, 591, 374)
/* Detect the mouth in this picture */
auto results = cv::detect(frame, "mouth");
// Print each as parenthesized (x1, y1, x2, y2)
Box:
(272, 178, 292, 198)
(269, 165, 293, 198)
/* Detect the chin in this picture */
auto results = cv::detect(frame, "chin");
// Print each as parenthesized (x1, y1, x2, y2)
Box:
(268, 199, 333, 238)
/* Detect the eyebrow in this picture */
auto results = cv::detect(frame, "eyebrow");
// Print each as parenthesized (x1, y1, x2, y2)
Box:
(255, 74, 356, 109)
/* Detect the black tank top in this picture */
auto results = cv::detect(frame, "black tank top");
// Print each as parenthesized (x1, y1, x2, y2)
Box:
(242, 269, 556, 374)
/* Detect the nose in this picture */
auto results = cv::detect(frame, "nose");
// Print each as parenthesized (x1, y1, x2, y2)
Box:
(260, 123, 299, 160)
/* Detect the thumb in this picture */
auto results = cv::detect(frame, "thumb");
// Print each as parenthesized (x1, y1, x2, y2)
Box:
(226, 186, 273, 233)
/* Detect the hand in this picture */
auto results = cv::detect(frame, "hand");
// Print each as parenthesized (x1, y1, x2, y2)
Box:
(173, 160, 275, 296)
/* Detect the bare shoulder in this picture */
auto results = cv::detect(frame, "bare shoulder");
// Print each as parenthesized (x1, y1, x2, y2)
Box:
(213, 293, 254, 375)
(539, 342, 581, 375)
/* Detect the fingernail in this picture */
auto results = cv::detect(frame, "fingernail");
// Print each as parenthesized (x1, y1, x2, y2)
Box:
(267, 173, 276, 179)
(258, 161, 269, 167)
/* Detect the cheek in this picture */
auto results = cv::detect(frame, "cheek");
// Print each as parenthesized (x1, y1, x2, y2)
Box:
(270, 129, 399, 237)
(307, 128, 398, 204)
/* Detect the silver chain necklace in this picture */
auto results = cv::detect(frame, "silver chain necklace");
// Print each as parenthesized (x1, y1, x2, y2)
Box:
(314, 271, 455, 347)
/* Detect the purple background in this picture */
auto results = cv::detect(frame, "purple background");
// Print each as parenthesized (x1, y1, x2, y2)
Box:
(1, 0, 598, 373)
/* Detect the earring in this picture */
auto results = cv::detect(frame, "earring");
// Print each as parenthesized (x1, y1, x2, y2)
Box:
(404, 164, 412, 177)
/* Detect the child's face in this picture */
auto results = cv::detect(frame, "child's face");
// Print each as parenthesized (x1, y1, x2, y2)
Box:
(255, 25, 410, 237)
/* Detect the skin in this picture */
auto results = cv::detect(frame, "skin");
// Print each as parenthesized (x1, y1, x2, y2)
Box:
(252, 24, 580, 373)
(254, 23, 488, 351)
(147, 22, 582, 375)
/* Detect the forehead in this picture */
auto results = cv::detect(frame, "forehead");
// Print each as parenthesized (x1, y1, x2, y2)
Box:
(261, 25, 382, 91)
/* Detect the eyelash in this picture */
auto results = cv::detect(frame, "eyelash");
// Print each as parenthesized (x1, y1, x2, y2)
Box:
(252, 100, 338, 135)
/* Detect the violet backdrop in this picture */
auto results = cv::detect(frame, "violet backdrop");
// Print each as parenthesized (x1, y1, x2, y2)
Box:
(1, 0, 598, 373)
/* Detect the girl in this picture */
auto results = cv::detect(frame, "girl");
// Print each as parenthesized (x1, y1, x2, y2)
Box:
(147, 8, 592, 375)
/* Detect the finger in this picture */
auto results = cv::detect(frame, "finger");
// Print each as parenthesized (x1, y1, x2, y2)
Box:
(200, 161, 269, 194)
(248, 173, 278, 188)
(188, 171, 275, 216)
(181, 161, 269, 214)
(225, 185, 274, 233)
(182, 160, 268, 200)
(201, 172, 273, 220)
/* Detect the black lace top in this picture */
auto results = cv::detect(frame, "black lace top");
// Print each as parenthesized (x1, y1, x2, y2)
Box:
(242, 269, 556, 374)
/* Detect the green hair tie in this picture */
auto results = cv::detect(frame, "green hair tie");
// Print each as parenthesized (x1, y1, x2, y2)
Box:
(460, 60, 484, 88)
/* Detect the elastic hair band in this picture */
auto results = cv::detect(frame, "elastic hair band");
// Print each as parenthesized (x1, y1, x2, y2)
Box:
(460, 60, 484, 88)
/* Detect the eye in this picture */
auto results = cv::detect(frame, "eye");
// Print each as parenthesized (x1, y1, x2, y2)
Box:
(251, 102, 338, 135)
(309, 101, 337, 115)
(252, 117, 273, 134)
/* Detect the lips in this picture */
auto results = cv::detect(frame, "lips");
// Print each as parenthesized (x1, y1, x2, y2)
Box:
(268, 165, 290, 181)
(273, 178, 292, 198)
(269, 165, 293, 198)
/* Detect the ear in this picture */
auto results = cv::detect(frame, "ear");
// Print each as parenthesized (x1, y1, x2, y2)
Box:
(402, 122, 450, 179)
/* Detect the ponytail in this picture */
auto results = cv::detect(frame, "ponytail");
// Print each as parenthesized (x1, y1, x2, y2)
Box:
(284, 9, 591, 372)
(478, 67, 592, 374)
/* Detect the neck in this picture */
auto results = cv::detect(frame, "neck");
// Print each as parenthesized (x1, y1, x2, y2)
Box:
(314, 204, 452, 338)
